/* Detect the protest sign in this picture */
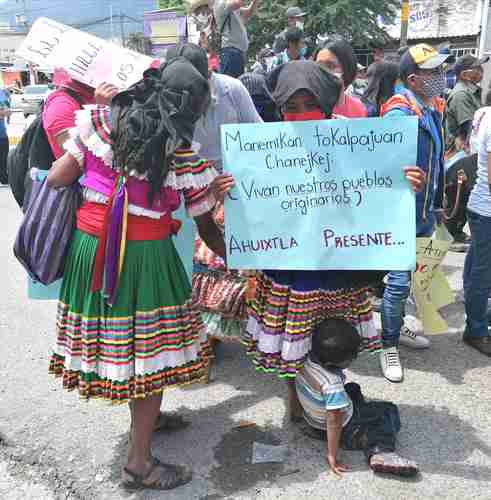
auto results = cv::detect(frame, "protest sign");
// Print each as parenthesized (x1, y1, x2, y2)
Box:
(222, 116, 418, 271)
(413, 225, 455, 334)
(17, 18, 154, 89)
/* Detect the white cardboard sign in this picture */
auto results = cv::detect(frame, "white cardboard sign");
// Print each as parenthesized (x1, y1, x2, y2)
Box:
(17, 17, 154, 89)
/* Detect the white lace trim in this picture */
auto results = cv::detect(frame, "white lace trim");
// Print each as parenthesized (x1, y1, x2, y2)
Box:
(82, 187, 166, 220)
(64, 137, 85, 166)
(165, 165, 219, 192)
(71, 106, 113, 167)
(187, 192, 217, 218)
(69, 106, 219, 190)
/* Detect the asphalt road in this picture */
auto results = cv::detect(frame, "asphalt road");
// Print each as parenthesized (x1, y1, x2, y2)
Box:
(1, 187, 491, 500)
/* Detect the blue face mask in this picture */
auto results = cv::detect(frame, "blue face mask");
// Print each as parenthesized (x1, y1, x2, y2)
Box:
(299, 47, 307, 58)
(394, 81, 405, 94)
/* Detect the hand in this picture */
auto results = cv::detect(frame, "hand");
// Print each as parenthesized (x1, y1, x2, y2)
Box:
(210, 174, 235, 202)
(403, 166, 426, 193)
(94, 82, 120, 105)
(327, 454, 350, 478)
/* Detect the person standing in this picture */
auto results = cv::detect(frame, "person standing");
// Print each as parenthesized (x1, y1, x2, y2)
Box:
(315, 39, 368, 118)
(444, 55, 488, 244)
(273, 6, 307, 55)
(0, 86, 11, 185)
(446, 55, 489, 152)
(213, 0, 259, 78)
(166, 44, 262, 346)
(270, 28, 306, 69)
(378, 44, 449, 382)
(361, 61, 400, 117)
(213, 61, 425, 422)
(462, 92, 491, 356)
(47, 58, 225, 490)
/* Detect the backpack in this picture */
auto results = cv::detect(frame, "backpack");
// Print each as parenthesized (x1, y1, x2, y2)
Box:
(207, 11, 231, 53)
(7, 88, 84, 209)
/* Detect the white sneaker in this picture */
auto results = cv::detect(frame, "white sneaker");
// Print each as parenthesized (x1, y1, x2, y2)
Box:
(380, 347, 403, 383)
(399, 326, 430, 350)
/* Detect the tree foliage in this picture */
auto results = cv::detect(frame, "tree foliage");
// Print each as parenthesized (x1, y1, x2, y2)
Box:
(149, 0, 399, 58)
(247, 0, 399, 56)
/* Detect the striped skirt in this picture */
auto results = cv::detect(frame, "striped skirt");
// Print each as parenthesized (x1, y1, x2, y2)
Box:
(243, 270, 381, 379)
(49, 230, 210, 403)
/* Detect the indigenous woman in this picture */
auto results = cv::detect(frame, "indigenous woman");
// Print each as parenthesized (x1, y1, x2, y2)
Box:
(214, 61, 426, 421)
(47, 58, 224, 490)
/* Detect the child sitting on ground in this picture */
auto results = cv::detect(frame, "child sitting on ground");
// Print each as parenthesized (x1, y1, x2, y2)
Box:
(295, 318, 419, 477)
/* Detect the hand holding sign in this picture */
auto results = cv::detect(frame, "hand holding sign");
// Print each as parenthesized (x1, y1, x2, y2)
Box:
(94, 82, 121, 105)
(221, 116, 419, 271)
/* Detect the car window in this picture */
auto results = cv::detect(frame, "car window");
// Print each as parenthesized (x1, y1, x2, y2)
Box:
(24, 85, 49, 95)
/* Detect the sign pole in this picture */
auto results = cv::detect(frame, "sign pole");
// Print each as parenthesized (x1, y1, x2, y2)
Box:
(400, 0, 409, 48)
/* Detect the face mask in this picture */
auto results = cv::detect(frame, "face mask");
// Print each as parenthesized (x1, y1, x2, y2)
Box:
(299, 47, 307, 58)
(418, 71, 446, 98)
(296, 20, 304, 29)
(283, 110, 326, 121)
(194, 13, 211, 29)
(264, 56, 274, 68)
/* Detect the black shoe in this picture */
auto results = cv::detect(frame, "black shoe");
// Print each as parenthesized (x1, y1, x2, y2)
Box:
(463, 334, 491, 356)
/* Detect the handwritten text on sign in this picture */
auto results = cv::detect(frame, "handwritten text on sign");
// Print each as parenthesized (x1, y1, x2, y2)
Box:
(222, 117, 418, 271)
(17, 18, 154, 89)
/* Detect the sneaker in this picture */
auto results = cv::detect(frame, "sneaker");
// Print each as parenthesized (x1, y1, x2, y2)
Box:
(369, 452, 419, 477)
(399, 326, 430, 350)
(380, 347, 403, 383)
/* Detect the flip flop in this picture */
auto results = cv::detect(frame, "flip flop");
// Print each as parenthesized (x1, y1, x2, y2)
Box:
(122, 457, 192, 491)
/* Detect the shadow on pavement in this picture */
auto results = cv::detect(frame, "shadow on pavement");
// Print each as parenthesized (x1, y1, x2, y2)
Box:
(398, 403, 491, 481)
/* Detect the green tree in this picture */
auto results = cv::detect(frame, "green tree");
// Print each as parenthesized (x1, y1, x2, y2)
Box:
(247, 0, 399, 56)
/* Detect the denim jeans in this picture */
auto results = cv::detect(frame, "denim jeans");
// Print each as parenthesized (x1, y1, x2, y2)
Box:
(381, 216, 434, 347)
(219, 47, 245, 78)
(463, 210, 491, 337)
(342, 383, 401, 459)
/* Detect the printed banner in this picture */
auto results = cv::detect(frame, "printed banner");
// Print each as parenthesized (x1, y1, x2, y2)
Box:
(17, 17, 154, 89)
(222, 116, 418, 271)
(413, 225, 455, 334)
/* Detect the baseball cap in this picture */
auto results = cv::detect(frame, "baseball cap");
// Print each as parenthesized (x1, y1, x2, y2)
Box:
(454, 54, 490, 76)
(399, 43, 450, 79)
(286, 6, 306, 18)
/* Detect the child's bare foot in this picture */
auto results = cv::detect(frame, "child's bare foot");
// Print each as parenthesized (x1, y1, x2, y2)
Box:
(369, 452, 419, 477)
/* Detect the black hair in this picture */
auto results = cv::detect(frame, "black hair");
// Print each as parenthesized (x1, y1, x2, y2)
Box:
(362, 61, 399, 115)
(323, 39, 358, 87)
(111, 58, 209, 206)
(285, 27, 303, 46)
(310, 319, 361, 367)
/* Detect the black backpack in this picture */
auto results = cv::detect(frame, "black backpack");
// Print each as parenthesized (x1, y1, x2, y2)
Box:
(7, 88, 83, 208)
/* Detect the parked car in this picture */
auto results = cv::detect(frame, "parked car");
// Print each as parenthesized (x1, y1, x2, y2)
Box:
(5, 86, 23, 111)
(19, 84, 52, 117)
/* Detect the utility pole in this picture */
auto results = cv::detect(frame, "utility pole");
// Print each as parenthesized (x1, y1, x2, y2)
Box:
(400, 0, 410, 48)
(120, 11, 126, 47)
(110, 4, 114, 42)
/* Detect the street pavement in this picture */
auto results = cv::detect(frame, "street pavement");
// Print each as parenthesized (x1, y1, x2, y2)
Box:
(1, 170, 491, 499)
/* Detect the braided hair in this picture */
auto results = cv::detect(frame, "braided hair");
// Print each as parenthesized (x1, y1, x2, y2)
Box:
(110, 57, 210, 205)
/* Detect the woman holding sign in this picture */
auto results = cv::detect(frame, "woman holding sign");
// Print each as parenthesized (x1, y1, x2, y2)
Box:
(46, 58, 225, 490)
(214, 61, 426, 421)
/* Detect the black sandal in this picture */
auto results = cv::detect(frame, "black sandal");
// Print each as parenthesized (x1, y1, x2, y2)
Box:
(122, 457, 192, 491)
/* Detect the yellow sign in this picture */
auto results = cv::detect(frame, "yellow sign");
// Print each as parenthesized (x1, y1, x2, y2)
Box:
(412, 226, 455, 334)
(401, 0, 410, 22)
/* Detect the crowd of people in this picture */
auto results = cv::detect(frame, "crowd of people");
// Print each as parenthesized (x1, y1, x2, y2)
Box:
(6, 1, 491, 492)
